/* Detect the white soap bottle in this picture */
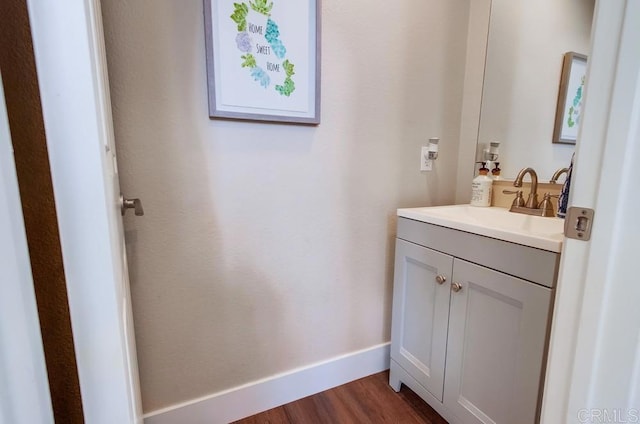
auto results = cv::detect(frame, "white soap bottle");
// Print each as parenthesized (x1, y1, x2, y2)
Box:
(470, 162, 493, 207)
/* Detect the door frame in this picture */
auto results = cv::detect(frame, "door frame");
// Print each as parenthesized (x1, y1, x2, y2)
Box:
(26, 0, 142, 422)
(0, 72, 55, 424)
(542, 0, 640, 421)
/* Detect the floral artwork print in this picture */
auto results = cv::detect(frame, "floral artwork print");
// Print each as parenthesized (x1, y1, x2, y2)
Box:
(567, 75, 585, 129)
(230, 1, 296, 96)
(553, 53, 587, 143)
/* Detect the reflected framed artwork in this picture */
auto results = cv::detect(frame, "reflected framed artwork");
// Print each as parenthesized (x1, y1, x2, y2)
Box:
(553, 52, 588, 144)
(204, 0, 321, 125)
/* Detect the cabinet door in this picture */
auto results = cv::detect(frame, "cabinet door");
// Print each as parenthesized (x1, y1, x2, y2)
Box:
(444, 259, 552, 424)
(391, 239, 453, 401)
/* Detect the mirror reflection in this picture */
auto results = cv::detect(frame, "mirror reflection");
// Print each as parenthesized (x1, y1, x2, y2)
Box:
(476, 0, 595, 180)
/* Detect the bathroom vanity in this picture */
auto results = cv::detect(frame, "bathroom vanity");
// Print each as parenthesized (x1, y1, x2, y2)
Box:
(389, 205, 564, 424)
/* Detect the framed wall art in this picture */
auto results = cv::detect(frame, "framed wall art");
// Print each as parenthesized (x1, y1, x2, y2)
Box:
(204, 0, 321, 125)
(553, 52, 588, 144)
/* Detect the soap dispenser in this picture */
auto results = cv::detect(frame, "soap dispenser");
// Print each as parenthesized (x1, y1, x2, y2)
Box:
(471, 162, 493, 207)
(491, 162, 501, 180)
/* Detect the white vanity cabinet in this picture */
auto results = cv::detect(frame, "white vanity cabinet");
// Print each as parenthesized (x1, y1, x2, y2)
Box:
(390, 217, 560, 424)
(390, 239, 452, 402)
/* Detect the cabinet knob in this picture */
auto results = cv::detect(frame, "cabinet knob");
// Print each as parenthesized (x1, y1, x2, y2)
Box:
(435, 275, 447, 285)
(451, 282, 463, 293)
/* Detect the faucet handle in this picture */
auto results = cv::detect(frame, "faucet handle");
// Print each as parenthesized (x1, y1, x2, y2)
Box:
(539, 193, 556, 217)
(503, 190, 525, 208)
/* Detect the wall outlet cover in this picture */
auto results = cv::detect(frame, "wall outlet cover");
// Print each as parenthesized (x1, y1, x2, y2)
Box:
(421, 146, 433, 171)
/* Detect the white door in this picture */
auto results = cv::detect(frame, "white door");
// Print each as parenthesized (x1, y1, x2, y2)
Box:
(390, 239, 452, 401)
(26, 1, 143, 423)
(444, 259, 551, 424)
(542, 0, 640, 421)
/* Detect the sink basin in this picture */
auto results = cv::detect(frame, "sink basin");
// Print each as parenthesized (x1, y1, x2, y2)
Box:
(397, 205, 565, 252)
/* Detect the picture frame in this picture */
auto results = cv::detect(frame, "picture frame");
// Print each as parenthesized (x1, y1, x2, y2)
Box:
(204, 0, 321, 125)
(553, 52, 588, 144)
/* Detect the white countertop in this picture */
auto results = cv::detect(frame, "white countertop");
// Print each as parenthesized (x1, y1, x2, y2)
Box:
(398, 205, 565, 252)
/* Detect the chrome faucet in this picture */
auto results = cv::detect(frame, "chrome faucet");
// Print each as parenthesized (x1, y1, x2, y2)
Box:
(550, 167, 569, 184)
(513, 167, 539, 208)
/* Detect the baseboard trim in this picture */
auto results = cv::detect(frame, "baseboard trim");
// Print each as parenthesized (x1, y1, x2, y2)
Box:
(144, 343, 391, 424)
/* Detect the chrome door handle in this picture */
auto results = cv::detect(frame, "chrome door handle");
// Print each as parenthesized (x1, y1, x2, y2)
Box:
(120, 194, 144, 216)
(451, 282, 463, 293)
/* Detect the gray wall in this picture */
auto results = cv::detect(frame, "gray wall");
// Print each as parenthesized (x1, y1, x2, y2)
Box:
(101, 0, 470, 412)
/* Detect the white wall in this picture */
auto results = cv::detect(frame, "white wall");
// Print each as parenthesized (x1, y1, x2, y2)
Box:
(101, 0, 471, 412)
(477, 0, 594, 180)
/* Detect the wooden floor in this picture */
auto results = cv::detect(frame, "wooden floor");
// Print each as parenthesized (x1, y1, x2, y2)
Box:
(232, 371, 448, 424)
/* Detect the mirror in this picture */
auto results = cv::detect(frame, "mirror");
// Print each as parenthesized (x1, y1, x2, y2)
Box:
(475, 0, 595, 180)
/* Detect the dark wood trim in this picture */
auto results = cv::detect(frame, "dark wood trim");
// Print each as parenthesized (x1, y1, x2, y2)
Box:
(0, 1, 84, 422)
